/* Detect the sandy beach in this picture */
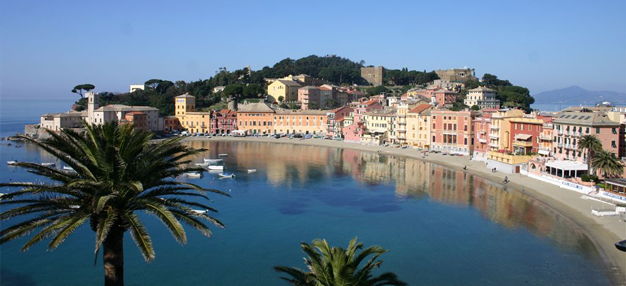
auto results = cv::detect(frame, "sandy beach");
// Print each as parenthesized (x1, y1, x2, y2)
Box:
(185, 135, 626, 284)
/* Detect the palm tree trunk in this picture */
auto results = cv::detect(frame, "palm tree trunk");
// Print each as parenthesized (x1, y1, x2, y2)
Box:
(103, 226, 125, 286)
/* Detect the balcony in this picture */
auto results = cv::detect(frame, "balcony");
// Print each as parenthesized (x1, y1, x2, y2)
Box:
(512, 140, 533, 147)
(540, 135, 552, 141)
(397, 129, 406, 133)
(489, 133, 500, 138)
(398, 121, 406, 125)
(490, 126, 500, 130)
(557, 130, 563, 135)
(542, 123, 553, 129)
(557, 142, 563, 147)
(479, 138, 487, 143)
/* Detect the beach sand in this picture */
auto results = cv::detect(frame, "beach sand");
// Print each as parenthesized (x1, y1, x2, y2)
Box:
(185, 136, 626, 285)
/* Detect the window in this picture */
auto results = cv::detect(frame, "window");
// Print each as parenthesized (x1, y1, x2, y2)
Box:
(596, 128, 600, 134)
(464, 138, 467, 145)
(433, 136, 436, 142)
(612, 141, 617, 148)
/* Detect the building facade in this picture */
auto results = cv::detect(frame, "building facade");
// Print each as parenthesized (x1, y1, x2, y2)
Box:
(406, 104, 433, 149)
(430, 110, 478, 155)
(464, 86, 500, 109)
(361, 66, 385, 86)
(273, 110, 329, 135)
(267, 79, 302, 103)
(236, 102, 275, 135)
(174, 93, 211, 134)
(210, 109, 237, 134)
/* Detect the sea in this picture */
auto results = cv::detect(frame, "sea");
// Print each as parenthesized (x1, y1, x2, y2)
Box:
(0, 98, 617, 285)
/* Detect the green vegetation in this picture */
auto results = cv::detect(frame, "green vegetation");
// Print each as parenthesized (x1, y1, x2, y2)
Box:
(480, 74, 534, 111)
(592, 150, 624, 178)
(72, 84, 95, 98)
(581, 174, 600, 183)
(275, 237, 406, 286)
(0, 123, 228, 286)
(384, 68, 439, 86)
(578, 135, 603, 173)
(366, 85, 389, 96)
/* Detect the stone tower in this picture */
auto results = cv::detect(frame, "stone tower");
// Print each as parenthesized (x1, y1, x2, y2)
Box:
(86, 92, 99, 125)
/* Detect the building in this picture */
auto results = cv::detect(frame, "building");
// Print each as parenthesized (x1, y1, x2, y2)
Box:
(267, 79, 302, 103)
(273, 110, 329, 135)
(121, 112, 148, 131)
(236, 102, 275, 135)
(361, 66, 385, 86)
(406, 104, 433, 149)
(298, 86, 320, 110)
(434, 68, 476, 82)
(164, 116, 182, 133)
(285, 74, 325, 87)
(362, 108, 397, 145)
(394, 105, 408, 145)
(129, 84, 145, 93)
(464, 86, 500, 109)
(487, 109, 525, 152)
(87, 92, 162, 132)
(210, 109, 237, 135)
(552, 109, 622, 164)
(327, 106, 353, 139)
(174, 93, 211, 134)
(430, 110, 478, 155)
(433, 90, 458, 107)
(508, 117, 544, 155)
(40, 111, 86, 132)
(473, 114, 492, 158)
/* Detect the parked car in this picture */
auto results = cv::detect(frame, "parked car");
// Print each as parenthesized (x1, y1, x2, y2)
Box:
(305, 134, 313, 139)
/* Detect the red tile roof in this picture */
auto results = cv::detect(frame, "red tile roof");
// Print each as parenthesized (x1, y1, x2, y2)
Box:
(409, 104, 432, 113)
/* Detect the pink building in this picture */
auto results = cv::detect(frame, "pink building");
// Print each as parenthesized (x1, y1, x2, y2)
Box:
(210, 109, 237, 134)
(298, 86, 320, 110)
(473, 114, 492, 155)
(433, 90, 458, 107)
(327, 106, 353, 138)
(431, 109, 478, 155)
(343, 100, 383, 143)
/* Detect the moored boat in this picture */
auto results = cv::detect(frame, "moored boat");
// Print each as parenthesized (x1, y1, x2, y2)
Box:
(204, 158, 223, 163)
(185, 172, 203, 179)
(218, 153, 228, 157)
(41, 162, 55, 167)
(208, 165, 224, 170)
(218, 172, 235, 178)
(63, 166, 75, 172)
(7, 160, 17, 165)
(247, 169, 257, 173)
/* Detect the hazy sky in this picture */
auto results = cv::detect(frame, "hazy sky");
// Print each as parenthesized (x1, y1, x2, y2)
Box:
(1, 0, 625, 100)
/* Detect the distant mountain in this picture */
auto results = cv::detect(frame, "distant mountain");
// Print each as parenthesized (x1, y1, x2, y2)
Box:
(533, 86, 626, 104)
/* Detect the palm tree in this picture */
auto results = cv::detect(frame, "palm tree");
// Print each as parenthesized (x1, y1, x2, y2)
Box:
(592, 150, 625, 178)
(274, 237, 407, 286)
(577, 135, 603, 170)
(0, 122, 228, 286)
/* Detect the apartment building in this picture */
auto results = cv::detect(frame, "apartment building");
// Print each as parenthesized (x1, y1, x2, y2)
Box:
(236, 102, 276, 135)
(406, 104, 433, 149)
(273, 110, 328, 135)
(430, 110, 478, 155)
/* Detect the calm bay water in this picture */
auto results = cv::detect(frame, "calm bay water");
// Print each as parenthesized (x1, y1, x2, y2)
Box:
(0, 140, 612, 285)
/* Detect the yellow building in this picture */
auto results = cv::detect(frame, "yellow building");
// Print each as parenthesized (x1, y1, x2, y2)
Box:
(273, 110, 329, 135)
(488, 109, 524, 151)
(175, 93, 211, 134)
(267, 79, 302, 103)
(406, 104, 433, 148)
(362, 109, 397, 145)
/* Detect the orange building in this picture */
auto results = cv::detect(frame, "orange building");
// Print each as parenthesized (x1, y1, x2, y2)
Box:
(121, 111, 147, 131)
(236, 102, 275, 135)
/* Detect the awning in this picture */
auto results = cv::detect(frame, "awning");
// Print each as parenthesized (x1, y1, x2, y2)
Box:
(479, 139, 487, 143)
(515, 134, 532, 141)
(545, 161, 588, 171)
(538, 150, 550, 155)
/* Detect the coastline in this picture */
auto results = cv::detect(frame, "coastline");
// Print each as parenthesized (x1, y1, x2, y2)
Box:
(185, 136, 626, 285)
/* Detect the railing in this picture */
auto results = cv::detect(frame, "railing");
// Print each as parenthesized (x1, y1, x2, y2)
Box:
(540, 135, 552, 140)
(512, 140, 533, 147)
(557, 130, 563, 135)
(557, 142, 563, 147)
(542, 123, 553, 129)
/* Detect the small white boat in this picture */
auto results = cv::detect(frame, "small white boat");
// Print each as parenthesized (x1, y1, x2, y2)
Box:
(0, 193, 5, 201)
(208, 165, 224, 170)
(6, 160, 17, 165)
(191, 209, 208, 215)
(185, 172, 203, 179)
(218, 173, 235, 178)
(247, 169, 257, 173)
(203, 158, 223, 163)
(218, 154, 228, 157)
(63, 166, 75, 172)
(41, 162, 55, 167)
(195, 162, 209, 167)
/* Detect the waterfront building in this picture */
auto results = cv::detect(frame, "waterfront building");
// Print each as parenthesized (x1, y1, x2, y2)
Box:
(508, 117, 544, 155)
(88, 92, 163, 132)
(273, 110, 328, 135)
(430, 109, 478, 155)
(267, 79, 302, 103)
(236, 102, 275, 135)
(472, 113, 493, 159)
(210, 109, 237, 135)
(393, 105, 408, 145)
(488, 109, 525, 152)
(174, 93, 211, 134)
(607, 109, 626, 159)
(552, 109, 622, 164)
(464, 86, 500, 109)
(327, 106, 353, 139)
(40, 111, 86, 132)
(164, 116, 182, 132)
(406, 104, 433, 149)
(120, 111, 148, 131)
(362, 108, 397, 145)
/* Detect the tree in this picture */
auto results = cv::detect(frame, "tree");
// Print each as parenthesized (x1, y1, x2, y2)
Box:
(145, 79, 163, 89)
(243, 84, 265, 98)
(592, 150, 624, 178)
(72, 84, 96, 98)
(0, 122, 228, 286)
(274, 237, 407, 286)
(223, 84, 244, 98)
(578, 135, 603, 173)
(278, 96, 285, 103)
(470, 105, 480, 111)
(367, 85, 388, 96)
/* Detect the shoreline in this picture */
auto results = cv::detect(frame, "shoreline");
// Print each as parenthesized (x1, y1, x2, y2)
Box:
(185, 136, 626, 285)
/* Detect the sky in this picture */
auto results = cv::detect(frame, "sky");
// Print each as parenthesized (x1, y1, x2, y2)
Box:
(1, 0, 625, 100)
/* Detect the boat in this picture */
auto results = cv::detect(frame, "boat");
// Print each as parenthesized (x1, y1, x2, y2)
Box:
(63, 166, 75, 172)
(191, 209, 208, 215)
(185, 172, 203, 179)
(208, 165, 224, 170)
(615, 240, 626, 252)
(41, 162, 55, 167)
(218, 173, 235, 178)
(195, 162, 209, 167)
(247, 169, 257, 173)
(218, 153, 228, 157)
(6, 160, 17, 165)
(203, 158, 223, 163)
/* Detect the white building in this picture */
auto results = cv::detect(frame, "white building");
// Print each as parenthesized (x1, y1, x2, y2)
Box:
(40, 111, 87, 131)
(130, 84, 145, 93)
(464, 86, 500, 109)
(86, 92, 163, 132)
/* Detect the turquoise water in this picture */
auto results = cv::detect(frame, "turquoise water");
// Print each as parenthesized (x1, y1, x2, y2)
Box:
(0, 140, 613, 285)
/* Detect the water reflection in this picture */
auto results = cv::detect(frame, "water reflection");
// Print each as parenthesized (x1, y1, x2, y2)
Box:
(186, 140, 600, 259)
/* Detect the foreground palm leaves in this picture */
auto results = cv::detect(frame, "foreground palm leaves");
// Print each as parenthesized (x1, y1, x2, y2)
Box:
(0, 122, 228, 286)
(275, 237, 407, 286)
